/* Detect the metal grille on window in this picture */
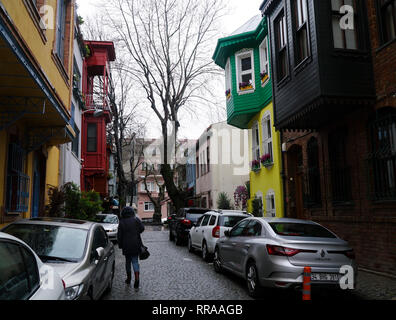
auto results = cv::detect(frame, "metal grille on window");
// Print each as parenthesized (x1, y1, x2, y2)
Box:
(367, 109, 396, 201)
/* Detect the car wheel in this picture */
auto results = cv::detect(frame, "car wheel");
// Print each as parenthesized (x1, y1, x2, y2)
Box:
(202, 241, 211, 262)
(213, 247, 222, 273)
(175, 233, 182, 246)
(246, 262, 261, 298)
(188, 236, 194, 253)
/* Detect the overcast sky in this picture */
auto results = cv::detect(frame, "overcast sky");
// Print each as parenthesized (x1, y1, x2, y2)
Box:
(76, 0, 264, 139)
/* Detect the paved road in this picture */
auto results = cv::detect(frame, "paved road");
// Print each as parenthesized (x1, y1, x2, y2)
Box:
(102, 226, 396, 300)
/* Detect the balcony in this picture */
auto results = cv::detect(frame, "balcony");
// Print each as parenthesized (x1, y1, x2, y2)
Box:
(83, 93, 112, 123)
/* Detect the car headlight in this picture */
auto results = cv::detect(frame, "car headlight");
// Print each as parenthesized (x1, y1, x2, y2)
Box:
(65, 284, 84, 300)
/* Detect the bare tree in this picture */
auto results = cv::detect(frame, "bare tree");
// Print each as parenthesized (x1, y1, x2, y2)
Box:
(142, 164, 166, 223)
(100, 0, 225, 213)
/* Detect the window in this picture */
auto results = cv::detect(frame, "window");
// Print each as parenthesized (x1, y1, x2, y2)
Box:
(209, 215, 217, 226)
(206, 138, 210, 173)
(91, 227, 108, 261)
(230, 219, 251, 237)
(275, 11, 289, 81)
(269, 223, 336, 238)
(293, 0, 310, 64)
(55, 0, 67, 61)
(261, 112, 273, 163)
(225, 58, 232, 99)
(252, 122, 260, 162)
(70, 103, 79, 157)
(201, 215, 211, 227)
(259, 36, 270, 85)
(0, 241, 39, 300)
(73, 59, 81, 91)
(196, 156, 200, 178)
(5, 142, 30, 213)
(368, 108, 396, 201)
(245, 220, 262, 237)
(378, 0, 396, 44)
(265, 191, 276, 217)
(144, 202, 155, 211)
(236, 50, 255, 93)
(331, 0, 358, 50)
(305, 137, 322, 207)
(86, 123, 97, 153)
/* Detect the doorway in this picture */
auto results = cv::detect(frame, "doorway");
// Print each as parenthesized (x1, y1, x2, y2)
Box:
(287, 144, 304, 219)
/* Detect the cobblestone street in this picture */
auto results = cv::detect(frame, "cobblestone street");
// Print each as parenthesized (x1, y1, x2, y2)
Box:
(102, 226, 396, 301)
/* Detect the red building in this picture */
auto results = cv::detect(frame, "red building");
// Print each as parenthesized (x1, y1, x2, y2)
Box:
(81, 41, 116, 197)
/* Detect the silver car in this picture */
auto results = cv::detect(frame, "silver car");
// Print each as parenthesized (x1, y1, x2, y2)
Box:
(2, 218, 115, 300)
(95, 214, 119, 241)
(213, 217, 357, 297)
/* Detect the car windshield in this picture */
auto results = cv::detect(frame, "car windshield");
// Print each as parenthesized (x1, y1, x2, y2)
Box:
(95, 215, 118, 224)
(3, 224, 88, 262)
(269, 223, 336, 238)
(219, 215, 246, 228)
(186, 213, 207, 222)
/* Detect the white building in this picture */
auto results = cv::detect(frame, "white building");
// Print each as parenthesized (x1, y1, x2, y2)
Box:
(195, 121, 249, 209)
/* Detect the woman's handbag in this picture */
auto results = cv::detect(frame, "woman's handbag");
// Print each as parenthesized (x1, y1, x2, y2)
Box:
(139, 244, 150, 260)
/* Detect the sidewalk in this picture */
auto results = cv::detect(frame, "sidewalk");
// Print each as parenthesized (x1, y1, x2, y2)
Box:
(355, 269, 396, 300)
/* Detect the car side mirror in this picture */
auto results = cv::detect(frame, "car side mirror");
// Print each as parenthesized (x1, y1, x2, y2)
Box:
(224, 230, 230, 237)
(94, 247, 105, 264)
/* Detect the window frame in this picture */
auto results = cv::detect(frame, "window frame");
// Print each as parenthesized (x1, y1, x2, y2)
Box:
(235, 50, 255, 94)
(274, 10, 289, 83)
(377, 0, 396, 45)
(225, 58, 232, 99)
(144, 202, 155, 212)
(259, 36, 270, 87)
(265, 190, 276, 217)
(292, 0, 311, 66)
(86, 122, 98, 153)
(330, 0, 359, 51)
(251, 121, 261, 163)
(261, 111, 274, 164)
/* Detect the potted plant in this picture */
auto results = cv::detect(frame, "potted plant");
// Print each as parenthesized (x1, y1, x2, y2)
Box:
(250, 159, 260, 171)
(260, 153, 273, 167)
(260, 71, 269, 84)
(225, 89, 231, 100)
(239, 81, 253, 91)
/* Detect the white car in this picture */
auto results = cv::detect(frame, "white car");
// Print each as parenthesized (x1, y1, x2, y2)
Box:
(188, 210, 251, 261)
(95, 214, 119, 241)
(0, 232, 65, 300)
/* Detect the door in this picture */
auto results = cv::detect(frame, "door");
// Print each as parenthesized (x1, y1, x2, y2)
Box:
(193, 214, 210, 247)
(287, 145, 304, 219)
(31, 154, 40, 218)
(191, 215, 204, 247)
(90, 226, 110, 299)
(220, 219, 251, 272)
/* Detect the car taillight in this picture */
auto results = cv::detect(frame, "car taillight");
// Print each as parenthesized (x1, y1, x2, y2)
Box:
(182, 219, 191, 226)
(266, 245, 313, 257)
(212, 226, 220, 238)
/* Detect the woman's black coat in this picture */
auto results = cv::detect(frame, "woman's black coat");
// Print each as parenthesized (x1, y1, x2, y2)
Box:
(117, 213, 145, 257)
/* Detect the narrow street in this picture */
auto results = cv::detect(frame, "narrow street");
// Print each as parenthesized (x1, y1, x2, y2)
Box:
(102, 226, 396, 301)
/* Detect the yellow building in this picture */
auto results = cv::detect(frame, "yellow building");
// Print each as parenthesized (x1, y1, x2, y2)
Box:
(247, 104, 284, 217)
(0, 0, 76, 227)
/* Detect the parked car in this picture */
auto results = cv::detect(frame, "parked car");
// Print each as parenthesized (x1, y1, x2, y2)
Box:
(213, 217, 357, 298)
(0, 232, 65, 300)
(188, 210, 251, 261)
(94, 214, 119, 241)
(2, 217, 115, 300)
(169, 207, 211, 245)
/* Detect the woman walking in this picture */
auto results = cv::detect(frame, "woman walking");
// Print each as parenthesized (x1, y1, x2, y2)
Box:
(117, 206, 145, 289)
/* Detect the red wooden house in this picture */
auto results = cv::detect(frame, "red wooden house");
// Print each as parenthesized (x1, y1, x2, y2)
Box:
(80, 41, 116, 197)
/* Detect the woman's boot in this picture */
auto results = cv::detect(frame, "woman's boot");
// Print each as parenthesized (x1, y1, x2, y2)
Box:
(125, 271, 131, 284)
(134, 272, 140, 289)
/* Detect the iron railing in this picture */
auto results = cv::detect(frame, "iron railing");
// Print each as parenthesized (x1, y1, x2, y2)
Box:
(84, 93, 111, 112)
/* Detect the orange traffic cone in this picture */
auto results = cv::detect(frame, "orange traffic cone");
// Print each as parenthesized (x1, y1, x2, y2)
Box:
(302, 266, 311, 301)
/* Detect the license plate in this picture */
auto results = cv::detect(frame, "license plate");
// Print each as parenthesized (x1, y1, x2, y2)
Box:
(311, 273, 340, 282)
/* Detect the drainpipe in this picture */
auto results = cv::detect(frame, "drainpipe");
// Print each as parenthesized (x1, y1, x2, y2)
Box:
(280, 130, 288, 218)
